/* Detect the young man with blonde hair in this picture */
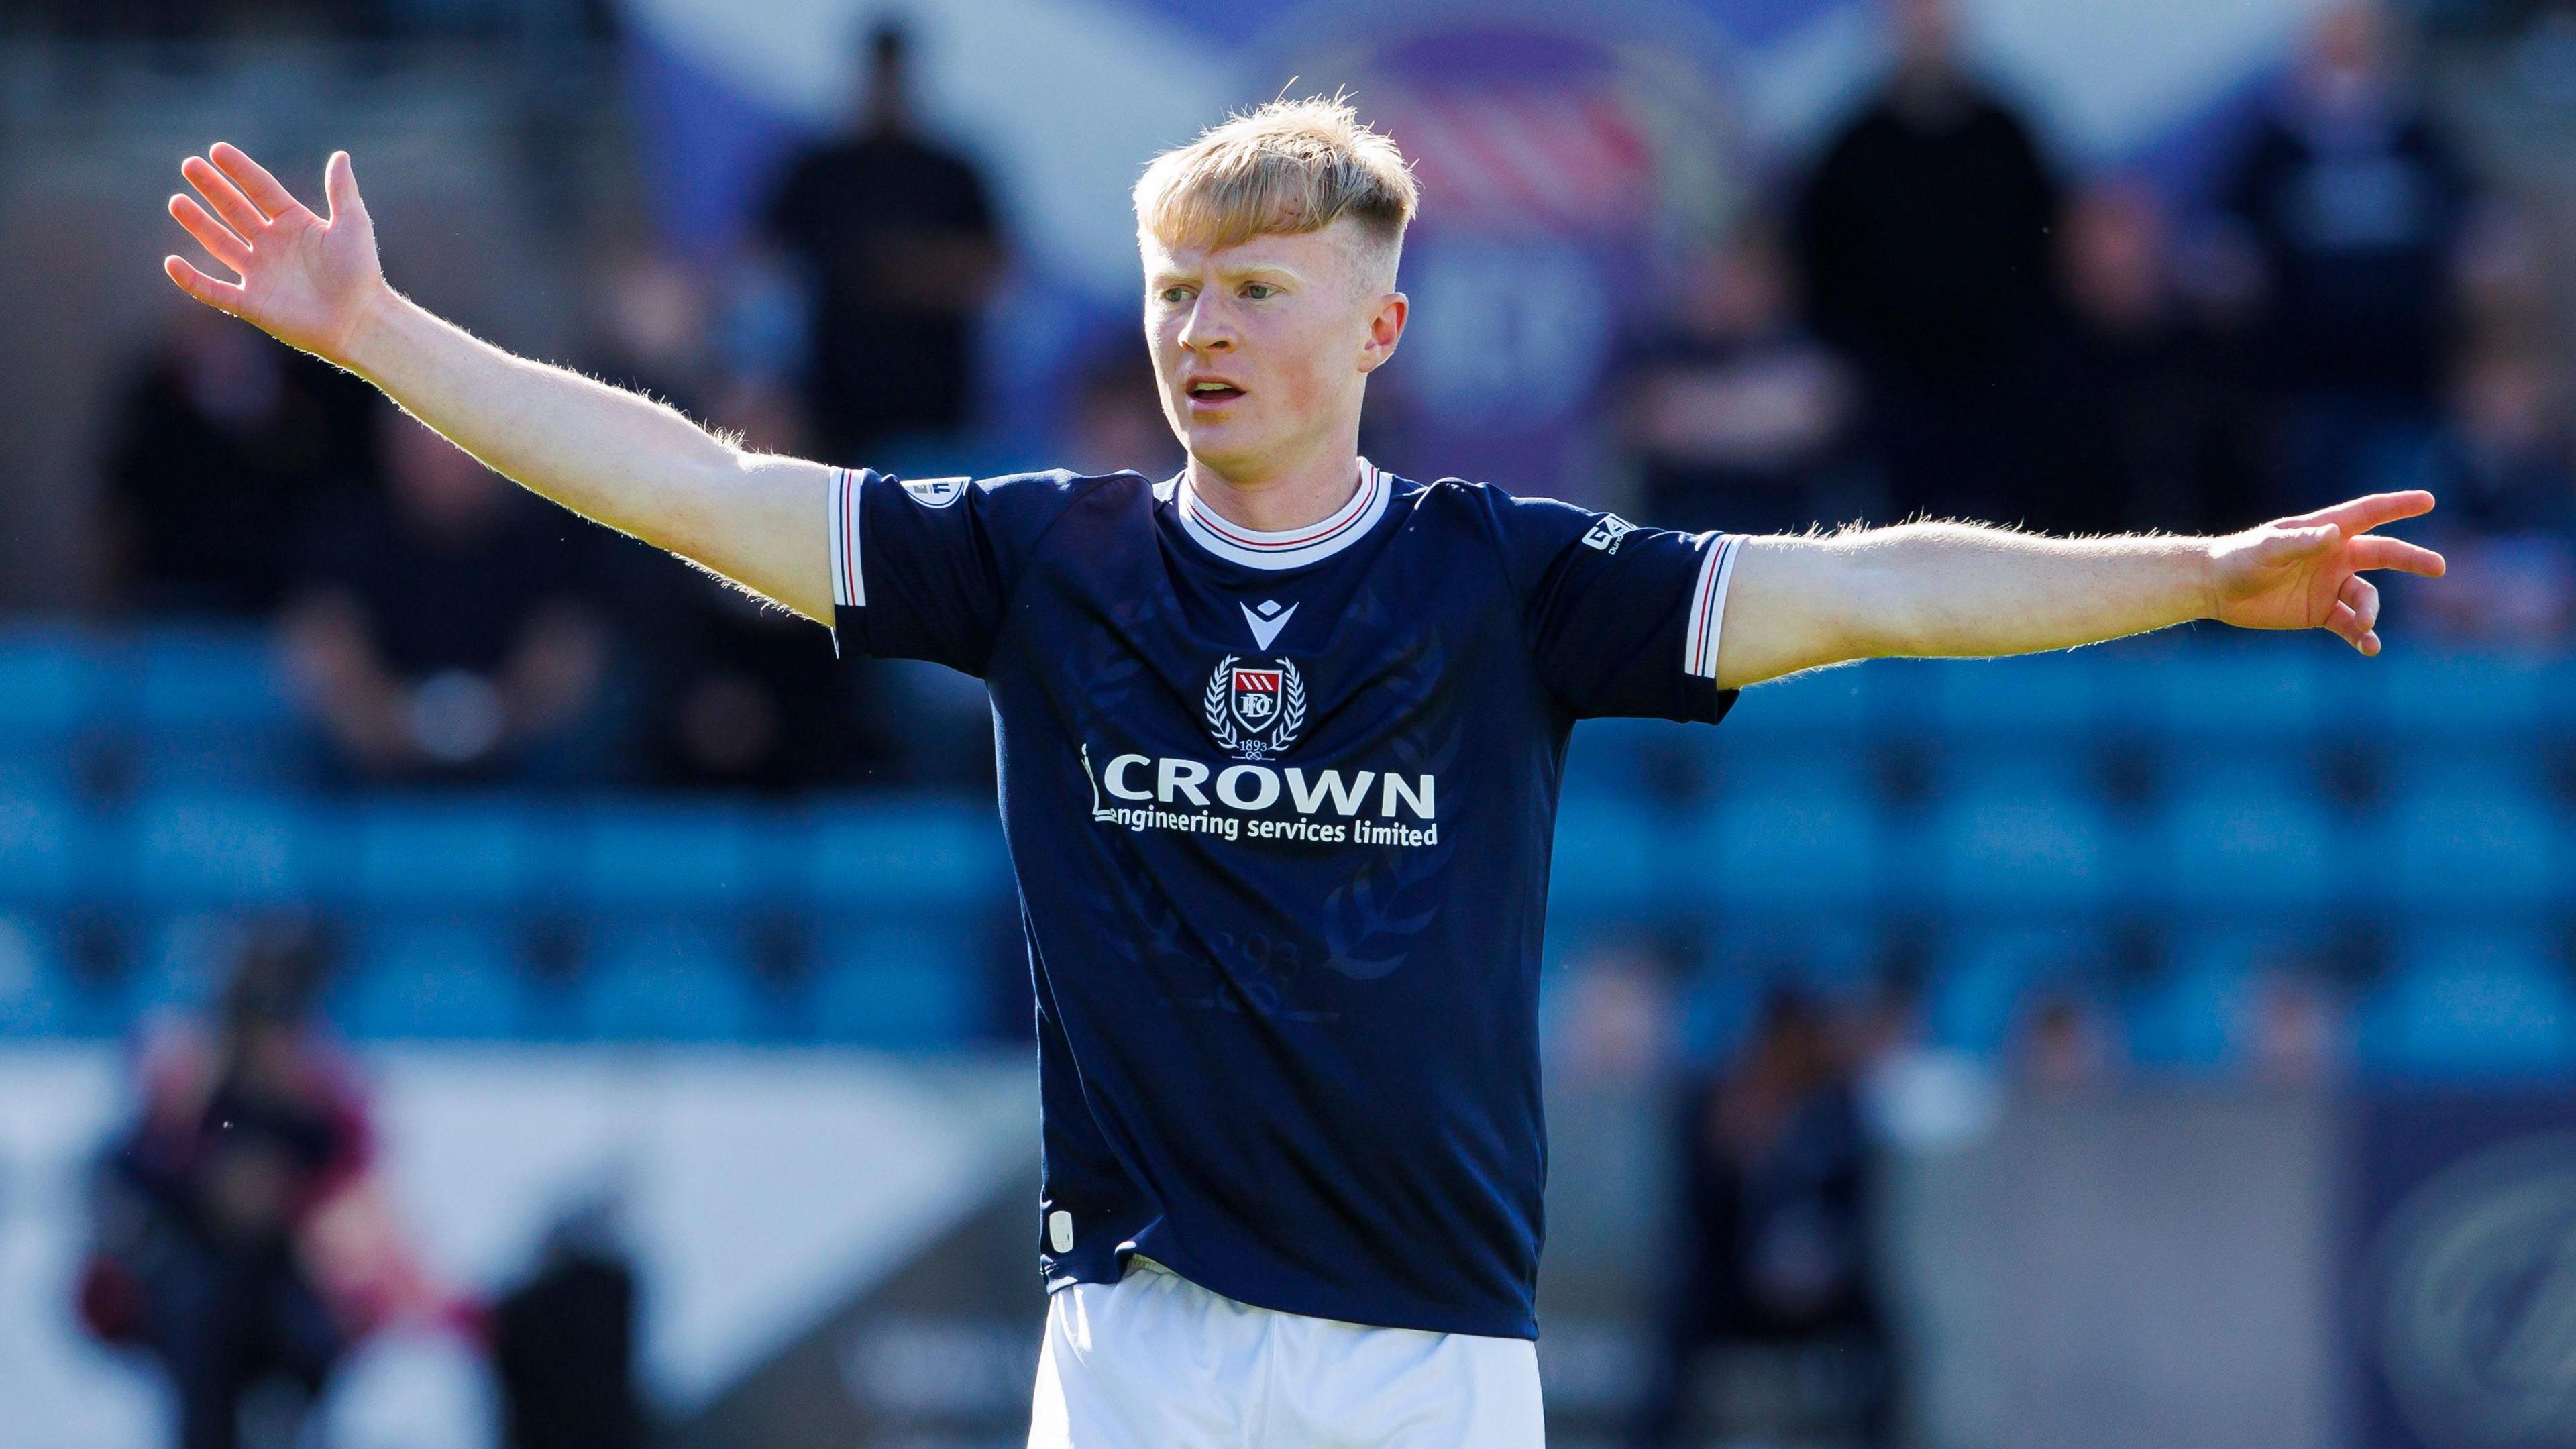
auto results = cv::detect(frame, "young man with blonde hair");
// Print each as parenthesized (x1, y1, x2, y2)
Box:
(165, 97, 2440, 1446)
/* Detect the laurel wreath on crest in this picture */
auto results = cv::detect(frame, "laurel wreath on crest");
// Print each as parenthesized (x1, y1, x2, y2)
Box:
(1204, 654, 1306, 761)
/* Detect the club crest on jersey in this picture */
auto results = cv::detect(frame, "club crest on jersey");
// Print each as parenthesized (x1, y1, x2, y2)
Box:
(900, 476, 971, 508)
(1204, 655, 1305, 761)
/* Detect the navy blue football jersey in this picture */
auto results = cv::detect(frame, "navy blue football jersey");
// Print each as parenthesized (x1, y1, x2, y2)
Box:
(828, 460, 1741, 1338)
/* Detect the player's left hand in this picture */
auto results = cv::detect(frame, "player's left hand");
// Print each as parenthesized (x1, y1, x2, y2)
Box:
(2206, 490, 2447, 655)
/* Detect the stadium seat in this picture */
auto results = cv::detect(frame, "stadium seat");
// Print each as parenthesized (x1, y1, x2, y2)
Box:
(2373, 651, 2549, 741)
(124, 792, 327, 910)
(333, 919, 529, 1040)
(1705, 916, 1878, 998)
(810, 922, 983, 1047)
(1549, 797, 1667, 922)
(2160, 765, 2337, 911)
(2380, 757, 2560, 914)
(1561, 717, 1676, 806)
(2357, 932, 2576, 1079)
(121, 626, 307, 789)
(119, 913, 250, 1024)
(0, 915, 70, 1037)
(576, 920, 764, 1042)
(1921, 757, 2115, 912)
(804, 798, 1010, 915)
(1927, 925, 2103, 1058)
(0, 626, 99, 745)
(1923, 653, 2108, 745)
(1719, 666, 1872, 753)
(345, 796, 543, 912)
(1691, 759, 1879, 910)
(575, 801, 771, 913)
(0, 786, 84, 907)
(2148, 643, 2333, 743)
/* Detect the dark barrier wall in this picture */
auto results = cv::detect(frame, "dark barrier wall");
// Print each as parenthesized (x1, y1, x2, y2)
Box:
(2349, 1093, 2576, 1449)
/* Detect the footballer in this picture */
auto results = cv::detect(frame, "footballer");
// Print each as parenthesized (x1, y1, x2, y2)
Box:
(163, 98, 2443, 1446)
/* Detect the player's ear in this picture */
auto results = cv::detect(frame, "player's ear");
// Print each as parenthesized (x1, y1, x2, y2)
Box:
(1358, 291, 1407, 374)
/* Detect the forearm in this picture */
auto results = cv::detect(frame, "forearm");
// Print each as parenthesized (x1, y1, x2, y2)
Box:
(1715, 523, 2216, 688)
(339, 287, 833, 620)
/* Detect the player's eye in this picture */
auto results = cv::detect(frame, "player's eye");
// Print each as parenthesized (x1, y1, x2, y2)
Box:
(1157, 286, 1194, 305)
(1240, 282, 1279, 300)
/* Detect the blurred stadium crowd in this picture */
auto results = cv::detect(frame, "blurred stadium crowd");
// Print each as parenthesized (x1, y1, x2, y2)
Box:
(6, 0, 2576, 1446)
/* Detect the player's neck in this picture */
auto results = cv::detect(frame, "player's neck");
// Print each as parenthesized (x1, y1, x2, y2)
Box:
(1183, 451, 1365, 535)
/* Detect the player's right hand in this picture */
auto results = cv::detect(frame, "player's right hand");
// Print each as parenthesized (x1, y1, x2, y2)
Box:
(165, 144, 385, 367)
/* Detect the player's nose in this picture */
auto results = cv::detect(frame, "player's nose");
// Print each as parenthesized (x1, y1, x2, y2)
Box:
(1175, 297, 1234, 352)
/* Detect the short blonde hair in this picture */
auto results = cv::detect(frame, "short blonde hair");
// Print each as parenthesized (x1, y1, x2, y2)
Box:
(1134, 96, 1419, 281)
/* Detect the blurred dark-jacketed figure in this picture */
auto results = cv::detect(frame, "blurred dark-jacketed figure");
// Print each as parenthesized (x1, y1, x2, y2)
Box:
(77, 921, 438, 1449)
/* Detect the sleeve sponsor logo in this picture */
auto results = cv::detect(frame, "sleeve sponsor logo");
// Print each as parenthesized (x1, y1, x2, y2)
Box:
(900, 476, 971, 508)
(1580, 514, 1637, 553)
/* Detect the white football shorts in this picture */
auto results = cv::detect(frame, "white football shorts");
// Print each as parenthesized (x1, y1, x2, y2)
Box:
(1028, 1256, 1545, 1448)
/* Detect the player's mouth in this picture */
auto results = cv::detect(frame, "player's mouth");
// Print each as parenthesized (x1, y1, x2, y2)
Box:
(1184, 377, 1246, 410)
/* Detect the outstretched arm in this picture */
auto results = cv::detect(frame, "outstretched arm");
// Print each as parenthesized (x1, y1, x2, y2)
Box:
(164, 144, 833, 622)
(1713, 493, 2449, 690)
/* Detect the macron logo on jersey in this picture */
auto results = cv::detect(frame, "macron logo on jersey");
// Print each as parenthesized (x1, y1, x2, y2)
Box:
(1241, 599, 1297, 649)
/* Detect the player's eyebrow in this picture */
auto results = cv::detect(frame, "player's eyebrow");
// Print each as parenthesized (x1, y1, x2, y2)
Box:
(1146, 255, 1309, 290)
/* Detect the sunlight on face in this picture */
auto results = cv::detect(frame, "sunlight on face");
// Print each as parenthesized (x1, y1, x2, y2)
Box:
(1140, 221, 1405, 484)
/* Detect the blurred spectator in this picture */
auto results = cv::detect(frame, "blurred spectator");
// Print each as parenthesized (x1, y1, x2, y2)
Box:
(2439, 345, 2576, 533)
(2415, 345, 2576, 643)
(281, 409, 612, 784)
(762, 20, 1003, 467)
(2043, 181, 2265, 534)
(78, 922, 435, 1449)
(643, 576, 873, 791)
(491, 1198, 645, 1449)
(2243, 969, 2349, 1089)
(2216, 0, 2474, 512)
(100, 307, 376, 616)
(1793, 0, 2065, 528)
(1617, 226, 1870, 536)
(1635, 988, 1889, 1448)
(580, 248, 716, 418)
(1060, 340, 1184, 481)
(2012, 989, 2123, 1094)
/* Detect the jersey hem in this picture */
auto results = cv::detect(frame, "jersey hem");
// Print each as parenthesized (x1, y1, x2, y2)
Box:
(1044, 1244, 1539, 1342)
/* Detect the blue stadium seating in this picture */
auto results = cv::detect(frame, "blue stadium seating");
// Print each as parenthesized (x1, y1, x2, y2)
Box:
(0, 626, 98, 744)
(344, 797, 543, 911)
(0, 915, 72, 1036)
(1927, 925, 2104, 1057)
(1549, 797, 1668, 922)
(2379, 757, 2562, 914)
(2161, 764, 2339, 911)
(0, 786, 84, 906)
(1690, 759, 1878, 910)
(2357, 932, 2576, 1078)
(2373, 651, 2559, 741)
(121, 627, 306, 789)
(810, 922, 984, 1046)
(334, 918, 532, 1040)
(576, 801, 770, 913)
(2149, 641, 2337, 741)
(576, 920, 764, 1042)
(124, 792, 326, 910)
(1920, 756, 2118, 912)
(2, 625, 2573, 1072)
(803, 799, 1010, 914)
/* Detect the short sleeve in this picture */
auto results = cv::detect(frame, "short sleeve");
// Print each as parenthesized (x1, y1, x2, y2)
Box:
(1493, 492, 1741, 724)
(826, 468, 1090, 677)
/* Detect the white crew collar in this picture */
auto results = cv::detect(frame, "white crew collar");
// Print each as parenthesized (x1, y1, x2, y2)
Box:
(1160, 460, 1391, 571)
